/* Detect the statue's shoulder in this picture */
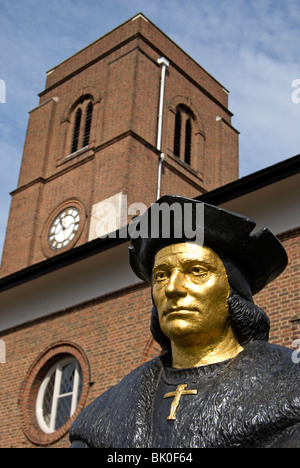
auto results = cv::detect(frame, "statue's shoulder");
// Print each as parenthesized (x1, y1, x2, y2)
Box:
(79, 355, 162, 412)
(245, 340, 296, 362)
(236, 340, 300, 381)
(69, 356, 163, 447)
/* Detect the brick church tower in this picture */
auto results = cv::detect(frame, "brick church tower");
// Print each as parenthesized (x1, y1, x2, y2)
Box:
(0, 13, 238, 278)
(0, 14, 242, 448)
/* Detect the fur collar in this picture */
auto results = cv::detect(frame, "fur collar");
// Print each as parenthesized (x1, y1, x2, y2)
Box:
(70, 341, 300, 448)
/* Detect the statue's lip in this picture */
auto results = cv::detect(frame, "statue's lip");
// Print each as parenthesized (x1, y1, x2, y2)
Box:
(165, 307, 198, 315)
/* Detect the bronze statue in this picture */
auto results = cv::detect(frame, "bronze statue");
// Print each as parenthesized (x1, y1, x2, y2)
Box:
(70, 195, 300, 448)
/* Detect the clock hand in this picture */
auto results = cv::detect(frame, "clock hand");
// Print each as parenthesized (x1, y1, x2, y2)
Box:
(57, 220, 65, 233)
(64, 219, 73, 229)
(60, 217, 72, 231)
(55, 222, 63, 234)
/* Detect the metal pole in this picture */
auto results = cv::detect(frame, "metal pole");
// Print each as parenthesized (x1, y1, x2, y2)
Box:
(156, 57, 169, 200)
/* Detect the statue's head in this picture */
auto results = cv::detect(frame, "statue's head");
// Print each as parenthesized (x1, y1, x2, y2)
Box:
(129, 195, 288, 352)
(152, 242, 230, 350)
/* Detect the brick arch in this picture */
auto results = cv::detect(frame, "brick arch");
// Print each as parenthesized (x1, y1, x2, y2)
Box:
(61, 86, 101, 157)
(167, 95, 205, 136)
(61, 85, 102, 123)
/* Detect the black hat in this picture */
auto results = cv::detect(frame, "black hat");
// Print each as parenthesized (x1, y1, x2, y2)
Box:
(129, 194, 288, 298)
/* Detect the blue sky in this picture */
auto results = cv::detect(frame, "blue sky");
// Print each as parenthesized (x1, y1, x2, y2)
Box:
(1, 0, 300, 259)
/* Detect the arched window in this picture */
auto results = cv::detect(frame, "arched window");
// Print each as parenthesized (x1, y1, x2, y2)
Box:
(173, 106, 194, 166)
(20, 342, 89, 445)
(70, 99, 93, 155)
(36, 357, 83, 434)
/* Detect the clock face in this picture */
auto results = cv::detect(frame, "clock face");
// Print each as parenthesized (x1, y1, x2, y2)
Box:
(48, 207, 81, 250)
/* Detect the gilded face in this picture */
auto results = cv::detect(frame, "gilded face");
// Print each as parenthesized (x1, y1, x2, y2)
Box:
(152, 243, 230, 348)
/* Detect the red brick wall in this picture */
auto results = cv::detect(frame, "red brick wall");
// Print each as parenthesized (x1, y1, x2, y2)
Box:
(255, 228, 300, 348)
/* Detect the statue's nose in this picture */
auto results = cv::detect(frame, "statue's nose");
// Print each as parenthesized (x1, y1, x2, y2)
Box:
(165, 270, 187, 298)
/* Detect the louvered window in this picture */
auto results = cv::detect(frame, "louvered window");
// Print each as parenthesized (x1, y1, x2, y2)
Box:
(70, 99, 93, 155)
(173, 106, 193, 166)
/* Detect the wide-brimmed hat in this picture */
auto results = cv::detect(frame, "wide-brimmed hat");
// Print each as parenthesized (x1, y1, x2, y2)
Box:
(128, 194, 288, 297)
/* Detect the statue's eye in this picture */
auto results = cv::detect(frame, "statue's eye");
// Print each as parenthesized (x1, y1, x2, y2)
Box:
(189, 266, 204, 275)
(154, 271, 168, 281)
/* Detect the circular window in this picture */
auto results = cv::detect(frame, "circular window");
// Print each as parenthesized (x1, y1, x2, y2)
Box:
(20, 342, 90, 446)
(36, 357, 83, 434)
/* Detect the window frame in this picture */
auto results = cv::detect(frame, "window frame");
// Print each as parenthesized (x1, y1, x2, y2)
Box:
(36, 356, 82, 434)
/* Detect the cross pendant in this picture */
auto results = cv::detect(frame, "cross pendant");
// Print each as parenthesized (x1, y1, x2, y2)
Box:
(164, 384, 198, 420)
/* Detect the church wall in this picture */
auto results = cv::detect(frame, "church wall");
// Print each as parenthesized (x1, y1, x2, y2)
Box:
(0, 243, 139, 332)
(213, 117, 239, 188)
(17, 98, 59, 188)
(255, 229, 300, 348)
(0, 182, 43, 277)
(43, 15, 229, 111)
